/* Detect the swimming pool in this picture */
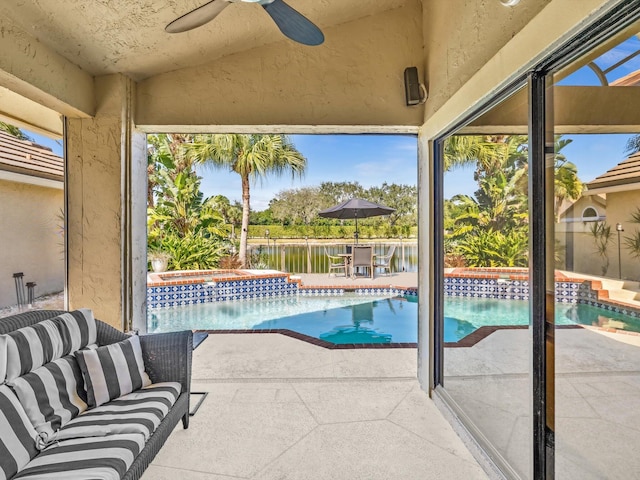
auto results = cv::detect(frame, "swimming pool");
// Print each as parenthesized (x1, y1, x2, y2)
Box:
(444, 297, 640, 341)
(148, 295, 640, 345)
(148, 294, 418, 344)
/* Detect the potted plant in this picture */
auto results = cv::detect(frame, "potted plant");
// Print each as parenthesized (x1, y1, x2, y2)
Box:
(148, 251, 171, 273)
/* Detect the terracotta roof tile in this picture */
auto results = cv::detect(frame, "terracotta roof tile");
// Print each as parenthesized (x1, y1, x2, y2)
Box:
(0, 130, 63, 181)
(586, 152, 640, 191)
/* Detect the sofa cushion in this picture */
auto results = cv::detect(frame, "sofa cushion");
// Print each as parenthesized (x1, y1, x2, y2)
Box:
(10, 355, 88, 448)
(14, 433, 145, 480)
(0, 385, 39, 480)
(3, 309, 96, 382)
(75, 335, 151, 408)
(53, 382, 182, 444)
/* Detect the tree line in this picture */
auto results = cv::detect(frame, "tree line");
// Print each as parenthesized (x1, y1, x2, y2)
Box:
(255, 181, 416, 229)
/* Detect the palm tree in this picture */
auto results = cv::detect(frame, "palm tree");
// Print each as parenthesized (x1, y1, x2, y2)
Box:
(186, 134, 307, 266)
(147, 134, 195, 208)
(443, 135, 500, 172)
(552, 136, 583, 221)
(0, 122, 32, 141)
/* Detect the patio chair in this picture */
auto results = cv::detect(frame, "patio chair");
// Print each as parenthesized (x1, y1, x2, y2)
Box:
(351, 246, 374, 279)
(374, 245, 396, 276)
(325, 246, 347, 277)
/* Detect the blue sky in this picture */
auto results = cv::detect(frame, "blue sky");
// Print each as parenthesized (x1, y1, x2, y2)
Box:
(198, 134, 419, 210)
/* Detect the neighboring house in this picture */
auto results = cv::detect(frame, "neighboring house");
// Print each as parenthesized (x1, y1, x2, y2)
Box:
(0, 130, 64, 308)
(566, 152, 640, 279)
(556, 194, 606, 272)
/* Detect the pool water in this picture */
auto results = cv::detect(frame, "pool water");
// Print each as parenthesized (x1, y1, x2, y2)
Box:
(444, 297, 640, 342)
(148, 295, 418, 344)
(148, 295, 640, 345)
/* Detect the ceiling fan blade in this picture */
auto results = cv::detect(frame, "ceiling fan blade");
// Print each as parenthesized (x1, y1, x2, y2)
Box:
(262, 0, 324, 46)
(166, 0, 230, 33)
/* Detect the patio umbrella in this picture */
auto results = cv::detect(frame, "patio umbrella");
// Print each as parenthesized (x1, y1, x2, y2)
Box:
(318, 198, 395, 243)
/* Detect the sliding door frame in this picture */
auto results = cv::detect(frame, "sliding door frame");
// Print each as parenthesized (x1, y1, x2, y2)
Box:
(432, 3, 640, 479)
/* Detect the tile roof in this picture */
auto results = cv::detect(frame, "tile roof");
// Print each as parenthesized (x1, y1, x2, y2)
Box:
(611, 69, 640, 86)
(586, 151, 640, 192)
(0, 130, 63, 181)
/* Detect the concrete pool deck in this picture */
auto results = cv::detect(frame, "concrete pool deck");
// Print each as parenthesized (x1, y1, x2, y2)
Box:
(297, 271, 418, 288)
(141, 334, 489, 480)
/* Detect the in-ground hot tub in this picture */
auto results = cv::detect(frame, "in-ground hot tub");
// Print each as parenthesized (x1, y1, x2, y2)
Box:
(147, 269, 301, 309)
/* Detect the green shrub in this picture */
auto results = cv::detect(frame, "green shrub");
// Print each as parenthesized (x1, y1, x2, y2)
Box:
(246, 224, 416, 239)
(155, 233, 226, 270)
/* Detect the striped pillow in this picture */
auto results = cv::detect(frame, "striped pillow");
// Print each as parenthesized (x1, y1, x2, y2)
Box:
(9, 355, 88, 448)
(3, 309, 96, 382)
(75, 335, 151, 408)
(0, 384, 39, 479)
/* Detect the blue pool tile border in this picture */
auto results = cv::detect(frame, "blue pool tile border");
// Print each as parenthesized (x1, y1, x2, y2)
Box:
(148, 274, 418, 310)
(443, 275, 640, 319)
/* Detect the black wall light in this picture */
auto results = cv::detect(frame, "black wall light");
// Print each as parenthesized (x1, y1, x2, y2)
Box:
(404, 67, 427, 106)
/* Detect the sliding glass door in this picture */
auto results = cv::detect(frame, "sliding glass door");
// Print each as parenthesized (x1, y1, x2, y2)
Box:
(433, 4, 640, 479)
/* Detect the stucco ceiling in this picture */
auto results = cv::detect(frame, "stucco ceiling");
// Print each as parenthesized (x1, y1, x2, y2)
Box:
(0, 0, 412, 81)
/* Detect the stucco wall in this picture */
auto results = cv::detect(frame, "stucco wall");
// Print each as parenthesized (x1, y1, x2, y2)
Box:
(422, 0, 552, 118)
(421, 0, 616, 137)
(66, 75, 132, 329)
(0, 13, 94, 119)
(607, 190, 640, 280)
(0, 178, 64, 308)
(137, 3, 424, 128)
(558, 190, 640, 280)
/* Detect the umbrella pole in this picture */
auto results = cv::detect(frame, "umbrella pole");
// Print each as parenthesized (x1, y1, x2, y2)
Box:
(355, 215, 359, 244)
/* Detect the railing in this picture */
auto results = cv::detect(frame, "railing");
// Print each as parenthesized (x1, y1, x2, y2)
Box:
(247, 241, 418, 274)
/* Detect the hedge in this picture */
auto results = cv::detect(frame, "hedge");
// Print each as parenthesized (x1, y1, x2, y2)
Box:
(245, 224, 417, 240)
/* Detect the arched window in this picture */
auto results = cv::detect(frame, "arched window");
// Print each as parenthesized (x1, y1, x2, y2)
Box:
(582, 206, 599, 222)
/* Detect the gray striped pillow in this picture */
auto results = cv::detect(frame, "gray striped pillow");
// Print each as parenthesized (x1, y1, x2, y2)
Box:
(3, 309, 97, 382)
(9, 355, 88, 448)
(0, 384, 39, 479)
(75, 335, 151, 408)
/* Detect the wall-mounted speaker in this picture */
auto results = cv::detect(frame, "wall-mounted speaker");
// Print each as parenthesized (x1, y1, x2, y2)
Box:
(404, 66, 425, 106)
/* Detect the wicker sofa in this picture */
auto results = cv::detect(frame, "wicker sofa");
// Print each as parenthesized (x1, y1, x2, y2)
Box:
(0, 309, 193, 480)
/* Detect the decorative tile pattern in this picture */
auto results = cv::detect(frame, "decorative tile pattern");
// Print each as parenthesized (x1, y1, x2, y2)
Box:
(443, 275, 640, 318)
(148, 274, 298, 309)
(299, 288, 345, 296)
(444, 276, 582, 303)
(149, 276, 420, 310)
(443, 276, 529, 301)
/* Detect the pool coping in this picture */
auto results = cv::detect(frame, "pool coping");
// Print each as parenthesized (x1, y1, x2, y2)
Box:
(194, 329, 418, 349)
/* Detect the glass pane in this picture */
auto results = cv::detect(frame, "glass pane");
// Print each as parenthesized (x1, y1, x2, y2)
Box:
(552, 21, 640, 479)
(441, 85, 532, 478)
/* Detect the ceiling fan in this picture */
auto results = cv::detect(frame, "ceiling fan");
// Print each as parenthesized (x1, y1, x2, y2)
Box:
(166, 0, 324, 46)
